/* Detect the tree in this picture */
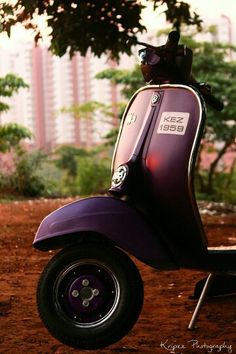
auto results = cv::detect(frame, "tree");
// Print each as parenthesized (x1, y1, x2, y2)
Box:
(0, 123, 31, 153)
(0, 73, 28, 112)
(55, 145, 88, 179)
(10, 149, 52, 197)
(95, 65, 144, 147)
(61, 100, 114, 124)
(60, 99, 124, 150)
(53, 144, 110, 196)
(96, 64, 144, 99)
(0, 74, 31, 151)
(0, 1, 201, 59)
(0, 74, 51, 197)
(181, 34, 236, 196)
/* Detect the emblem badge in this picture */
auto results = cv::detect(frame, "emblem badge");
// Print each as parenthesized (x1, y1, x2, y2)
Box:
(126, 113, 137, 125)
(151, 93, 160, 105)
(111, 165, 128, 187)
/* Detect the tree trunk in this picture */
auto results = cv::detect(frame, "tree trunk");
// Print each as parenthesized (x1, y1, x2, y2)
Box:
(206, 139, 233, 194)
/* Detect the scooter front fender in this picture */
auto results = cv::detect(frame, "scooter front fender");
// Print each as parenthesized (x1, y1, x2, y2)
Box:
(33, 196, 178, 270)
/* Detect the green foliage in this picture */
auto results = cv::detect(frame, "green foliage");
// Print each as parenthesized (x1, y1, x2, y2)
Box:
(193, 45, 236, 138)
(102, 127, 119, 148)
(0, 1, 202, 59)
(152, 0, 202, 31)
(0, 170, 7, 191)
(61, 100, 114, 124)
(196, 168, 236, 204)
(0, 71, 48, 198)
(9, 150, 54, 197)
(181, 34, 236, 196)
(0, 73, 51, 198)
(0, 123, 32, 153)
(0, 74, 31, 152)
(215, 169, 236, 204)
(0, 74, 29, 112)
(52, 145, 112, 196)
(76, 156, 111, 195)
(55, 145, 88, 178)
(96, 65, 145, 99)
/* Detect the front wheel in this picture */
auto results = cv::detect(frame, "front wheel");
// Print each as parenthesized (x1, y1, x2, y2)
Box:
(37, 243, 144, 350)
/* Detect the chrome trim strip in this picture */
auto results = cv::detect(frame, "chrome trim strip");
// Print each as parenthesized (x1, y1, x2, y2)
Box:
(208, 246, 236, 250)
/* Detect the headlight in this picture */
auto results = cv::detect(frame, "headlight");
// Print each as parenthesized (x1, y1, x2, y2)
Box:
(138, 48, 160, 65)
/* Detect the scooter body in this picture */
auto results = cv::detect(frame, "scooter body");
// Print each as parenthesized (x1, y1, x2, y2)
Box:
(33, 195, 177, 270)
(34, 84, 204, 270)
(34, 33, 236, 350)
(34, 84, 235, 271)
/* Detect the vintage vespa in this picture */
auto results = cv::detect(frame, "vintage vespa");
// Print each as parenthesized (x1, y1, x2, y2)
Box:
(33, 31, 235, 350)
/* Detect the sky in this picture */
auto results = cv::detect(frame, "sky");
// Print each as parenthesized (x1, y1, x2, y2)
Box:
(142, 0, 236, 44)
(0, 1, 236, 48)
(185, 0, 236, 20)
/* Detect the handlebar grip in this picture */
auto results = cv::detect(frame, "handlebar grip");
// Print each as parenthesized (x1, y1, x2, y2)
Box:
(203, 93, 224, 111)
(191, 81, 224, 111)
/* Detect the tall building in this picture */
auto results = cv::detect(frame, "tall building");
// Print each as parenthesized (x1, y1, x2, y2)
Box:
(0, 39, 127, 151)
(0, 40, 35, 134)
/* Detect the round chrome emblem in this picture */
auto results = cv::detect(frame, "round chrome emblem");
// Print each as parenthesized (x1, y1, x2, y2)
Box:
(111, 165, 128, 188)
(151, 93, 160, 105)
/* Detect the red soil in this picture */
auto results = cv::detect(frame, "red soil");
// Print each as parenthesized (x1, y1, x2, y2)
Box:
(0, 198, 235, 354)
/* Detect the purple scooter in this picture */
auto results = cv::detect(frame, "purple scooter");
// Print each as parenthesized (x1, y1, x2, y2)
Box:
(33, 32, 235, 350)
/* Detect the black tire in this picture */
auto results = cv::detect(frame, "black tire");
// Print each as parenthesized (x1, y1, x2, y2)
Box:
(37, 243, 144, 350)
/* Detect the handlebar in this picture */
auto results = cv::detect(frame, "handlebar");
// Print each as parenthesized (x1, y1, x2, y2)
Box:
(137, 31, 182, 63)
(137, 31, 224, 111)
(191, 82, 224, 111)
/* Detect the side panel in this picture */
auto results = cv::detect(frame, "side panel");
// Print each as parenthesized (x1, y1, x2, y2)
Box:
(112, 89, 160, 171)
(33, 196, 178, 270)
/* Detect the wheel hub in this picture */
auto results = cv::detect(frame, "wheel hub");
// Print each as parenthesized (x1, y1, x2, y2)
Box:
(80, 286, 94, 301)
(68, 275, 103, 311)
(79, 286, 100, 306)
(55, 261, 120, 327)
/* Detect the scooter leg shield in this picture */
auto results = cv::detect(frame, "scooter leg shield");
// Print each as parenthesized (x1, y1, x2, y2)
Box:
(33, 196, 178, 270)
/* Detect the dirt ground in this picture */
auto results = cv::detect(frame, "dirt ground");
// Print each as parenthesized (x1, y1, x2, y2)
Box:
(0, 198, 235, 354)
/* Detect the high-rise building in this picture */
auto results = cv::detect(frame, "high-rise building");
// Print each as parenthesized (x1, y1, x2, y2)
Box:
(0, 40, 35, 134)
(0, 38, 128, 150)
